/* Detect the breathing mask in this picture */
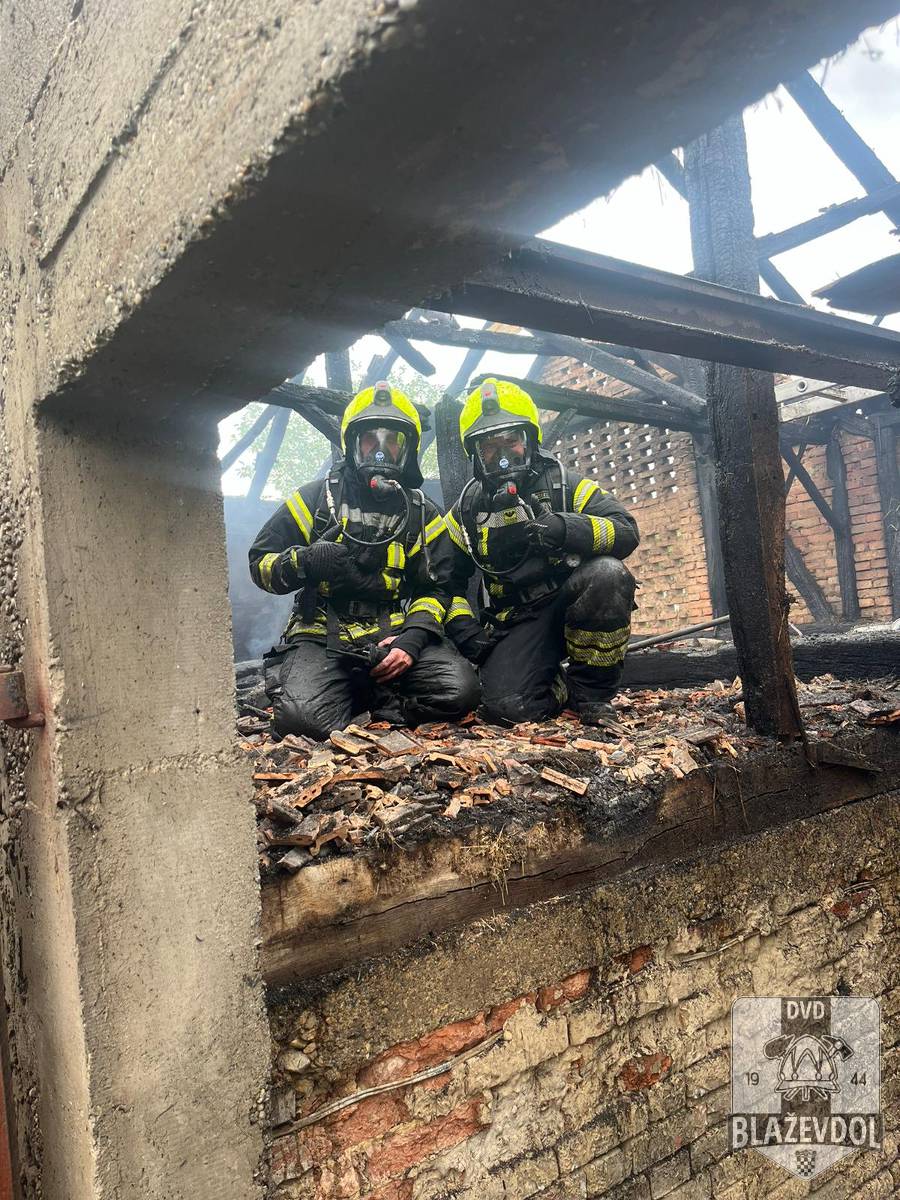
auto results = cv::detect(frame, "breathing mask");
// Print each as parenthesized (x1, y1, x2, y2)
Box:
(471, 423, 533, 490)
(349, 422, 410, 487)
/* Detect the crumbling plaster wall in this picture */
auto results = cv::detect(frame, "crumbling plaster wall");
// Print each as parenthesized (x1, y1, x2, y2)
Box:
(268, 791, 899, 1199)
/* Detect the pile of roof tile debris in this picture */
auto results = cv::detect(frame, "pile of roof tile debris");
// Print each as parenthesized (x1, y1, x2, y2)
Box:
(236, 674, 898, 878)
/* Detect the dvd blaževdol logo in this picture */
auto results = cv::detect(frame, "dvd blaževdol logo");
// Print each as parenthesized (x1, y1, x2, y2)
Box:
(730, 998, 881, 1180)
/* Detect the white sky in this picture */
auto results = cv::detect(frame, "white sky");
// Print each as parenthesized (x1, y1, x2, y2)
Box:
(220, 18, 900, 494)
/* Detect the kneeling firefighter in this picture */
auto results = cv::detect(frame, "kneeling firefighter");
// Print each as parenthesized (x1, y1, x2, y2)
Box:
(249, 383, 480, 740)
(443, 378, 639, 725)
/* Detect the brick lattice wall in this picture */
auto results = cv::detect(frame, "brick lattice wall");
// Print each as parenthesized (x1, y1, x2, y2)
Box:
(540, 360, 897, 634)
(267, 794, 899, 1200)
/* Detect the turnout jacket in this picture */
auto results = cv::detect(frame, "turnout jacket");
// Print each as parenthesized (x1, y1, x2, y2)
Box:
(442, 452, 639, 647)
(249, 468, 453, 659)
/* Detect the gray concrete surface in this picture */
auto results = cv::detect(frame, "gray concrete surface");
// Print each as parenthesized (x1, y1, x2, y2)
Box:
(3, 0, 898, 424)
(2, 2, 899, 1197)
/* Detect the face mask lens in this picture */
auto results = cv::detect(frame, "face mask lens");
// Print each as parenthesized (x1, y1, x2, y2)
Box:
(354, 426, 407, 470)
(475, 427, 529, 474)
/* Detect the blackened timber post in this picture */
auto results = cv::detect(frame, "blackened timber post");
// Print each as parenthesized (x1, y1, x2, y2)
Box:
(247, 406, 290, 502)
(691, 432, 729, 619)
(872, 418, 900, 618)
(682, 359, 728, 619)
(784, 534, 837, 622)
(825, 429, 861, 621)
(434, 397, 470, 509)
(684, 115, 802, 737)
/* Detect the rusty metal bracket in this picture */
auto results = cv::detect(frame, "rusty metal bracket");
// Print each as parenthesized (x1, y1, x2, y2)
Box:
(0, 666, 45, 729)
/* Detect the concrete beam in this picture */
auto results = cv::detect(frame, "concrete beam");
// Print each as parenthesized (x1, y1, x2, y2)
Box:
(2, 1, 897, 421)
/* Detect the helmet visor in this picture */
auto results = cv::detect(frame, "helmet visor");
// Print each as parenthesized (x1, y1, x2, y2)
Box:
(473, 425, 530, 477)
(352, 425, 409, 472)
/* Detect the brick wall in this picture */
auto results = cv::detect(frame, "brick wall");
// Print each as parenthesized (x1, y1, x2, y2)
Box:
(267, 793, 899, 1199)
(540, 360, 898, 634)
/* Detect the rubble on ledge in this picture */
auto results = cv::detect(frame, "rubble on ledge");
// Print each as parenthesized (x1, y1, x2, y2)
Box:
(234, 668, 899, 879)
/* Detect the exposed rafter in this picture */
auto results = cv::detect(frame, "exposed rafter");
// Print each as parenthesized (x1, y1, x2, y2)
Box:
(433, 239, 900, 392)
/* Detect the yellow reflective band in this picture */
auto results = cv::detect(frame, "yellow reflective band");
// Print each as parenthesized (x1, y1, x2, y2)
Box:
(258, 552, 279, 590)
(565, 624, 631, 648)
(386, 542, 406, 570)
(444, 509, 469, 553)
(488, 581, 505, 597)
(407, 597, 447, 622)
(573, 479, 599, 513)
(447, 597, 476, 621)
(285, 491, 313, 542)
(382, 571, 401, 592)
(567, 644, 627, 667)
(479, 525, 489, 559)
(286, 617, 327, 638)
(424, 516, 444, 545)
(588, 515, 616, 553)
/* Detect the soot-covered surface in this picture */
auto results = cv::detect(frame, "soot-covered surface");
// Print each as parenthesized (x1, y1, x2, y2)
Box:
(237, 669, 899, 881)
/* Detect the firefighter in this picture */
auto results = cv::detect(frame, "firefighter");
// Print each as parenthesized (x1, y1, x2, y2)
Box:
(249, 383, 480, 740)
(443, 378, 639, 725)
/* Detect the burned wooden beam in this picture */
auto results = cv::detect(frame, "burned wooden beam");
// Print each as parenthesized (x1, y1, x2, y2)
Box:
(653, 151, 805, 304)
(779, 443, 839, 533)
(260, 727, 898, 986)
(684, 115, 802, 738)
(825, 430, 861, 622)
(324, 350, 354, 395)
(758, 182, 900, 258)
(784, 533, 836, 623)
(219, 404, 277, 473)
(785, 72, 900, 226)
(271, 381, 432, 432)
(691, 431, 729, 619)
(382, 332, 436, 378)
(873, 417, 900, 618)
(247, 406, 291, 502)
(361, 348, 399, 389)
(780, 391, 896, 444)
(434, 396, 470, 509)
(758, 259, 806, 305)
(384, 318, 640, 370)
(436, 240, 900, 392)
(467, 372, 702, 435)
(525, 330, 705, 417)
(623, 632, 895, 689)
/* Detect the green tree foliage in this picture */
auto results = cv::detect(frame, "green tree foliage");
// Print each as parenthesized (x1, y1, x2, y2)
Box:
(221, 363, 444, 500)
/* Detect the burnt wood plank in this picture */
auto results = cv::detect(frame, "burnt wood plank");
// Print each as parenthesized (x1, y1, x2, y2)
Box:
(260, 731, 898, 986)
(684, 116, 802, 737)
(873, 418, 900, 618)
(622, 632, 898, 687)
(826, 430, 862, 621)
(784, 533, 837, 623)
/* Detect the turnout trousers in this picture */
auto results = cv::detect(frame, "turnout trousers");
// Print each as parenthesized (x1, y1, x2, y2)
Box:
(264, 638, 481, 741)
(479, 557, 636, 725)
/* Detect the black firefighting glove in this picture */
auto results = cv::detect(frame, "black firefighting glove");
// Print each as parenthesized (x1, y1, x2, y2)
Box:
(273, 547, 306, 589)
(457, 627, 496, 666)
(485, 522, 532, 568)
(386, 627, 432, 664)
(524, 513, 567, 552)
(302, 541, 365, 590)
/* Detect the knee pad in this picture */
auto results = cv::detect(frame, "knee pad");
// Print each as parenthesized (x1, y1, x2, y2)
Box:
(272, 697, 333, 742)
(565, 558, 635, 624)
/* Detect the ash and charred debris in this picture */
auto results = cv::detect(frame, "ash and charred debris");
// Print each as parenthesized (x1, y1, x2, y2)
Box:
(235, 667, 899, 878)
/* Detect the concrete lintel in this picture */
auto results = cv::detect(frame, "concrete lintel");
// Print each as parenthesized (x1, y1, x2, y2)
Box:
(3, 1, 898, 421)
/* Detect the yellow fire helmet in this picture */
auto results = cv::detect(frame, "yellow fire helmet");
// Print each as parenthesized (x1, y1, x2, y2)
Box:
(459, 377, 542, 455)
(340, 381, 423, 487)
